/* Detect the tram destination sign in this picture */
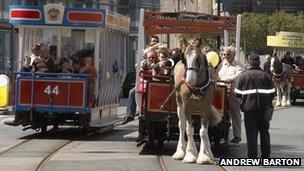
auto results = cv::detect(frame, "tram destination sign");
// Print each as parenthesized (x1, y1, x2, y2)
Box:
(143, 11, 236, 35)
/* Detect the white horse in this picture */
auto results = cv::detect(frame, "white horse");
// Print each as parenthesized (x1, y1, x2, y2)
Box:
(172, 45, 221, 164)
(270, 56, 292, 107)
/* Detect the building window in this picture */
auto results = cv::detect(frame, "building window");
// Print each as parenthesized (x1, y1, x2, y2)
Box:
(0, 1, 3, 12)
(74, 0, 86, 8)
(26, 0, 38, 6)
(4, 0, 19, 10)
(178, 0, 186, 11)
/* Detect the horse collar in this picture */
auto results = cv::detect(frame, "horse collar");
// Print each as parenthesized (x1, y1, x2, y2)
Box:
(184, 66, 215, 96)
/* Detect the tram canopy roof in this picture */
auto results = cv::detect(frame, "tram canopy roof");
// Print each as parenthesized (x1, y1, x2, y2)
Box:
(9, 4, 130, 33)
(143, 11, 237, 36)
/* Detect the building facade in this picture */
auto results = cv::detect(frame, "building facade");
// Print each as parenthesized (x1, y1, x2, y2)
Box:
(117, 0, 160, 73)
(223, 0, 304, 14)
(0, 0, 17, 76)
(160, 0, 214, 48)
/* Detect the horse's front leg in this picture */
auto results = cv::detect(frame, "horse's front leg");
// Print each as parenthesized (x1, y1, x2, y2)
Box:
(275, 86, 282, 107)
(197, 118, 215, 164)
(172, 106, 186, 160)
(286, 83, 291, 106)
(183, 115, 198, 163)
(281, 85, 288, 107)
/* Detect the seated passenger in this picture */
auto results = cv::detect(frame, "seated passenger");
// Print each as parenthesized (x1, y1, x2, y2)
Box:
(294, 55, 304, 74)
(73, 60, 81, 74)
(30, 44, 41, 65)
(122, 50, 158, 124)
(59, 57, 73, 73)
(170, 48, 183, 66)
(140, 50, 158, 76)
(32, 43, 59, 73)
(153, 48, 173, 80)
(20, 55, 33, 72)
(281, 51, 295, 67)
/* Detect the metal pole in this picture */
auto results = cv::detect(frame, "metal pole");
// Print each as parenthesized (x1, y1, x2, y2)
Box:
(18, 27, 24, 71)
(236, 14, 241, 62)
(224, 29, 228, 47)
(57, 28, 61, 58)
(94, 29, 101, 99)
(135, 9, 145, 114)
(217, 0, 221, 49)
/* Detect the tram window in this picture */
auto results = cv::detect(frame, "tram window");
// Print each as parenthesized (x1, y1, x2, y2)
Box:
(50, 45, 57, 58)
(61, 29, 94, 59)
(42, 28, 57, 46)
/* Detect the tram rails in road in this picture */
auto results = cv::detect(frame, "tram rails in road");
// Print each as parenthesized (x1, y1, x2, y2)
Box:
(0, 127, 97, 171)
(157, 154, 167, 171)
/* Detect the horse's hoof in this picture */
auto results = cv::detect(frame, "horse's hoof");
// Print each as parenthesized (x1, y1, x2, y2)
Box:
(281, 102, 287, 107)
(196, 154, 214, 164)
(182, 153, 197, 163)
(286, 101, 291, 106)
(275, 102, 281, 107)
(172, 150, 185, 160)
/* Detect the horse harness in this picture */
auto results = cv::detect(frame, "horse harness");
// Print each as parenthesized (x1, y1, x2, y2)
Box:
(158, 53, 214, 109)
(183, 54, 215, 98)
(271, 58, 292, 84)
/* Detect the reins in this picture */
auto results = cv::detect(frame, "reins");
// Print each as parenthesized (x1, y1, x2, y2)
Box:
(159, 80, 184, 110)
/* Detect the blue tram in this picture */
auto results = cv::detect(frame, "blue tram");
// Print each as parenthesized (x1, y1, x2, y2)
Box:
(7, 4, 130, 132)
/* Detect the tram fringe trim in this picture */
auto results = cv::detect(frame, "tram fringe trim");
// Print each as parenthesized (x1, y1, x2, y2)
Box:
(219, 158, 301, 167)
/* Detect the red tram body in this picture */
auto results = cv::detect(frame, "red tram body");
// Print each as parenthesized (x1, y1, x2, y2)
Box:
(137, 76, 231, 148)
(18, 78, 86, 110)
(291, 73, 304, 103)
(13, 72, 91, 131)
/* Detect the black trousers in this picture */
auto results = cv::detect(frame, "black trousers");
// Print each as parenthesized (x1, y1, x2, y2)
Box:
(244, 108, 270, 158)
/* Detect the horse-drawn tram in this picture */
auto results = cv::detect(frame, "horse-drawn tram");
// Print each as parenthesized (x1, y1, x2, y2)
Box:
(135, 10, 238, 161)
(267, 31, 304, 105)
(8, 4, 130, 133)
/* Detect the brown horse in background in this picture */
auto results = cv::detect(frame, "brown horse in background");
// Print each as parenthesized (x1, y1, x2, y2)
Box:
(172, 45, 221, 164)
(270, 56, 292, 107)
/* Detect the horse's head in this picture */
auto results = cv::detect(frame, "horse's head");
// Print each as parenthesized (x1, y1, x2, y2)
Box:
(183, 45, 207, 87)
(270, 56, 283, 75)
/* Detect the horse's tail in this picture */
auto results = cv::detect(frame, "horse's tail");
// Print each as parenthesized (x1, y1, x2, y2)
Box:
(209, 105, 222, 126)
